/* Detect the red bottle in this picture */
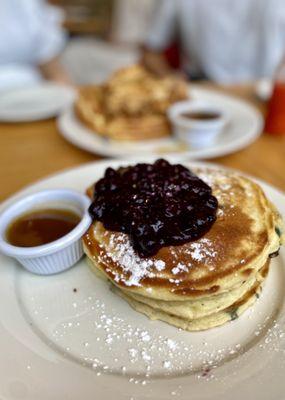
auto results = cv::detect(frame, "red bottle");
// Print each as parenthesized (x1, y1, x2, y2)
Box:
(265, 62, 285, 135)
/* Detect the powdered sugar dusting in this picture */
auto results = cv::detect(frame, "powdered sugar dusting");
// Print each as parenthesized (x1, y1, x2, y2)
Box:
(172, 263, 189, 275)
(187, 238, 218, 263)
(49, 289, 285, 382)
(154, 260, 166, 271)
(96, 227, 218, 287)
(196, 168, 238, 206)
(99, 233, 157, 287)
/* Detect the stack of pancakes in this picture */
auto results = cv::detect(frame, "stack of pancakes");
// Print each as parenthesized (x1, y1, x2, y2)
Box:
(75, 65, 188, 141)
(83, 168, 284, 331)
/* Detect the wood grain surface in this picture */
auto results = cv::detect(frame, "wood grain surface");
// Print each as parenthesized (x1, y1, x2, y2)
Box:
(0, 84, 285, 202)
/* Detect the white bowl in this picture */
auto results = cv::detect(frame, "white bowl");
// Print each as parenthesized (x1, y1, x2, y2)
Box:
(0, 189, 92, 275)
(168, 100, 229, 148)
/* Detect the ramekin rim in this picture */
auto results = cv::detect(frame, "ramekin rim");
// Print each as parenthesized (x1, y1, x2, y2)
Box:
(0, 188, 92, 258)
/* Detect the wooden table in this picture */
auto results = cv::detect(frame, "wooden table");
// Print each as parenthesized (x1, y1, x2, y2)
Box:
(0, 85, 285, 202)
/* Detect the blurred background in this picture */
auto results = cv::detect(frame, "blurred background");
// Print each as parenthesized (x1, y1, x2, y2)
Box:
(1, 0, 285, 202)
(2, 0, 285, 89)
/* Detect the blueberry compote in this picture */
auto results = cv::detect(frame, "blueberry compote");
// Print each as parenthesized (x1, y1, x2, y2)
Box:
(88, 159, 218, 257)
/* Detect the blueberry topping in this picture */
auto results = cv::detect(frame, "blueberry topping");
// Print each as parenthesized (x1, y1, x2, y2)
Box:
(88, 159, 218, 257)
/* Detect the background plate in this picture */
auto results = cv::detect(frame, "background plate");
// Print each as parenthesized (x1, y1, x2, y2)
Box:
(0, 159, 284, 400)
(57, 86, 263, 159)
(0, 83, 76, 122)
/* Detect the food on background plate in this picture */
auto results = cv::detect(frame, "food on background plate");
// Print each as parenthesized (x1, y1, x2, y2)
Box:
(83, 159, 284, 331)
(168, 100, 228, 148)
(180, 111, 221, 120)
(75, 65, 188, 141)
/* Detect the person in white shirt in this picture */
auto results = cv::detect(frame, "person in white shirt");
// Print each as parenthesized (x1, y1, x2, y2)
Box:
(0, 0, 71, 90)
(142, 0, 285, 83)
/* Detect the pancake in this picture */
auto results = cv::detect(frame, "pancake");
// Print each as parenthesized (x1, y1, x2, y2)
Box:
(84, 168, 283, 300)
(83, 165, 284, 331)
(88, 255, 269, 331)
(105, 115, 170, 141)
(114, 279, 264, 331)
(118, 260, 269, 320)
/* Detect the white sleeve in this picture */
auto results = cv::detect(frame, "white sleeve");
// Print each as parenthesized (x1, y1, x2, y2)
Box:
(28, 0, 67, 64)
(145, 0, 177, 50)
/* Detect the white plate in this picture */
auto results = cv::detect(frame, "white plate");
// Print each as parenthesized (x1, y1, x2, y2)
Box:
(57, 87, 263, 159)
(0, 159, 284, 400)
(0, 83, 76, 122)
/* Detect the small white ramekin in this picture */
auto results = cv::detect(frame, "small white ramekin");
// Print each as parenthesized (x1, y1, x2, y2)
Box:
(0, 189, 92, 275)
(168, 100, 229, 148)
